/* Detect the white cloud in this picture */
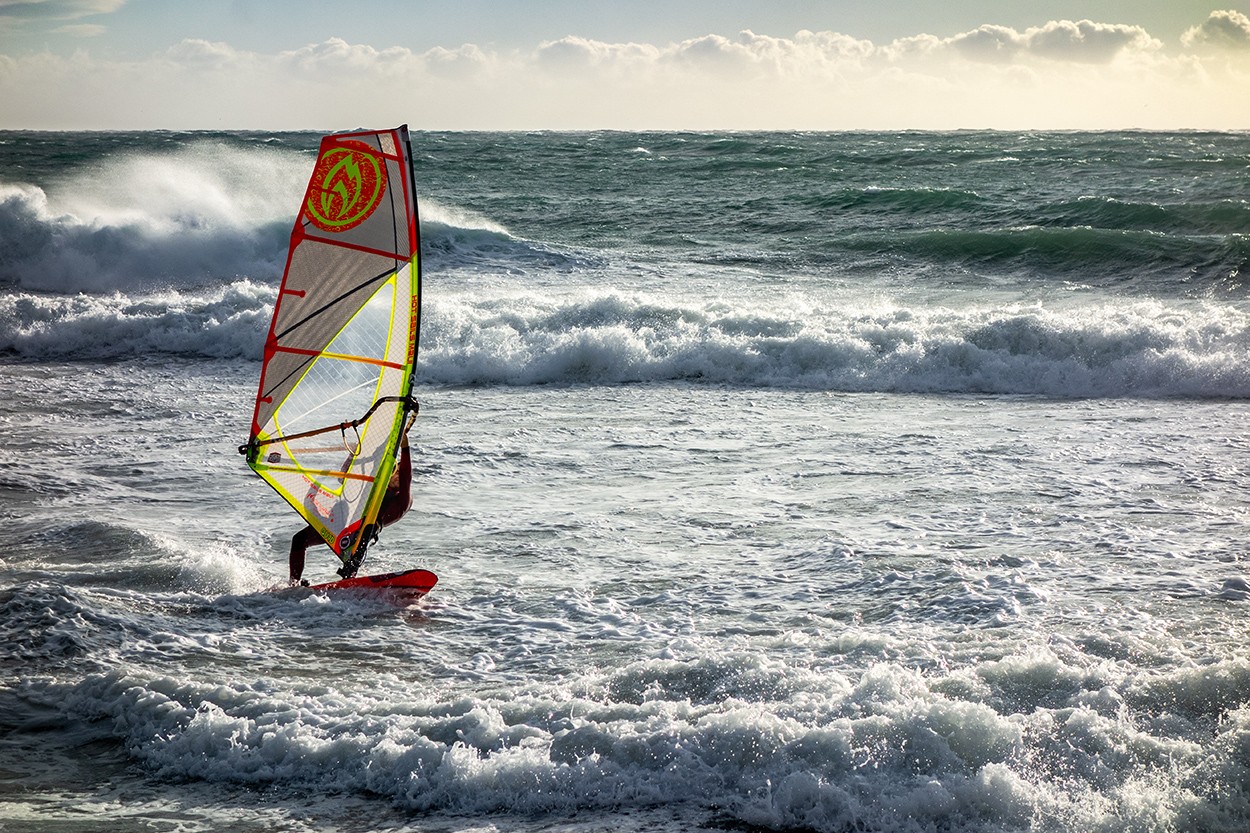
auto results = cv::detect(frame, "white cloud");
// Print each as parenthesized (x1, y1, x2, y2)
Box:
(0, 0, 123, 20)
(945, 25, 1025, 64)
(1182, 9, 1250, 51)
(666, 29, 874, 77)
(164, 38, 242, 69)
(794, 29, 878, 62)
(536, 28, 873, 81)
(1028, 19, 1160, 62)
(422, 44, 491, 80)
(535, 35, 660, 78)
(938, 19, 1159, 64)
(667, 32, 757, 74)
(278, 37, 416, 73)
(50, 22, 102, 36)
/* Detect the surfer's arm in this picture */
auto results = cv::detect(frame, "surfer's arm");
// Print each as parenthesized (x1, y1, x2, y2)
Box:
(392, 435, 413, 516)
(376, 431, 414, 527)
(397, 438, 412, 491)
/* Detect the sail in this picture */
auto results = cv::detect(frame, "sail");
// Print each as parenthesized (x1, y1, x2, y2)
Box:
(241, 126, 420, 574)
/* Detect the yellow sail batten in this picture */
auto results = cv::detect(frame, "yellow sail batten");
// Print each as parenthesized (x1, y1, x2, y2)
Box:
(257, 463, 377, 484)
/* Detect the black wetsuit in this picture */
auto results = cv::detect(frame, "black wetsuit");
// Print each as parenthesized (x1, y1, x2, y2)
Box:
(288, 442, 412, 583)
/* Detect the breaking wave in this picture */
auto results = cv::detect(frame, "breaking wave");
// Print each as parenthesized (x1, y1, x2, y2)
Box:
(1, 287, 1245, 398)
(0, 143, 573, 293)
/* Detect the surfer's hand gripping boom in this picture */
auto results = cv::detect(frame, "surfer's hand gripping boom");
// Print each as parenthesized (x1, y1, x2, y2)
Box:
(238, 394, 419, 457)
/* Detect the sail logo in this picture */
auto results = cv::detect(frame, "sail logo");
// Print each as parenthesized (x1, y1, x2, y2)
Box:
(305, 142, 386, 233)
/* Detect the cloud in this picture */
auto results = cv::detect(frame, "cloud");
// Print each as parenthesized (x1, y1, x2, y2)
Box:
(1027, 19, 1160, 62)
(157, 36, 489, 90)
(50, 22, 102, 36)
(535, 35, 659, 75)
(1182, 9, 1250, 51)
(0, 0, 124, 21)
(163, 38, 243, 70)
(422, 44, 491, 80)
(537, 28, 873, 80)
(534, 21, 1155, 83)
(942, 19, 1159, 64)
(278, 36, 416, 73)
(666, 29, 872, 75)
(945, 25, 1025, 63)
(0, 18, 1246, 131)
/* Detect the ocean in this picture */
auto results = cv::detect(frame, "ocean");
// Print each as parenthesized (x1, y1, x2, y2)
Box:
(1, 129, 1248, 833)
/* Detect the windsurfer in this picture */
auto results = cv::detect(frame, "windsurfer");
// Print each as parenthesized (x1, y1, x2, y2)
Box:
(289, 426, 414, 585)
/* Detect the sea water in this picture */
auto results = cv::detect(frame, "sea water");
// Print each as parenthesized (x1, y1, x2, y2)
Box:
(1, 130, 1249, 833)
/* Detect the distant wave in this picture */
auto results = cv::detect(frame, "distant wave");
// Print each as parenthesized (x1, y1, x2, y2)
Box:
(802, 189, 1250, 237)
(803, 187, 989, 215)
(837, 225, 1246, 283)
(1032, 197, 1250, 236)
(2, 138, 1243, 298)
(420, 202, 595, 273)
(3, 286, 1246, 398)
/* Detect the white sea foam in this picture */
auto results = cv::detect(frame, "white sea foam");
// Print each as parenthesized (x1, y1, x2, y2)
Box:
(50, 646, 1247, 832)
(419, 293, 1250, 396)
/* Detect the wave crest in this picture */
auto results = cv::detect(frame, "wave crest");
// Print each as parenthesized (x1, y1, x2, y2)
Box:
(3, 277, 1244, 398)
(419, 293, 1250, 397)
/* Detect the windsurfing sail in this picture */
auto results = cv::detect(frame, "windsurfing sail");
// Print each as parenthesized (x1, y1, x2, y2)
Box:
(240, 125, 420, 578)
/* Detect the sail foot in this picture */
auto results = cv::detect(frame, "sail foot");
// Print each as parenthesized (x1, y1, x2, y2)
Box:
(336, 522, 380, 578)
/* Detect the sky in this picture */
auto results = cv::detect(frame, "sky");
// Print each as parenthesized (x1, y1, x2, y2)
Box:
(0, 0, 1248, 130)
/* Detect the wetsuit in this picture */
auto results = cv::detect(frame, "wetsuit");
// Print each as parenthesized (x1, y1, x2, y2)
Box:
(288, 441, 412, 583)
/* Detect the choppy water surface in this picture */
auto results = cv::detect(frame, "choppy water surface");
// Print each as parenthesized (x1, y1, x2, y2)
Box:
(1, 130, 1249, 833)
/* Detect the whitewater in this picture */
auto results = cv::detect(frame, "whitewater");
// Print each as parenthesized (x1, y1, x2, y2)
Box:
(1, 129, 1249, 833)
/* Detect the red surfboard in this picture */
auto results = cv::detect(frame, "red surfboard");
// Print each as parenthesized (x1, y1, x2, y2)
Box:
(308, 568, 438, 599)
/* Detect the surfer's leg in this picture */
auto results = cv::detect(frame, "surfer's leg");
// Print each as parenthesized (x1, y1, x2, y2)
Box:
(289, 525, 319, 584)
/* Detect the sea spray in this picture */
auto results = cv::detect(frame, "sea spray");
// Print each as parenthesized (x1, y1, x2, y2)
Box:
(0, 142, 305, 292)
